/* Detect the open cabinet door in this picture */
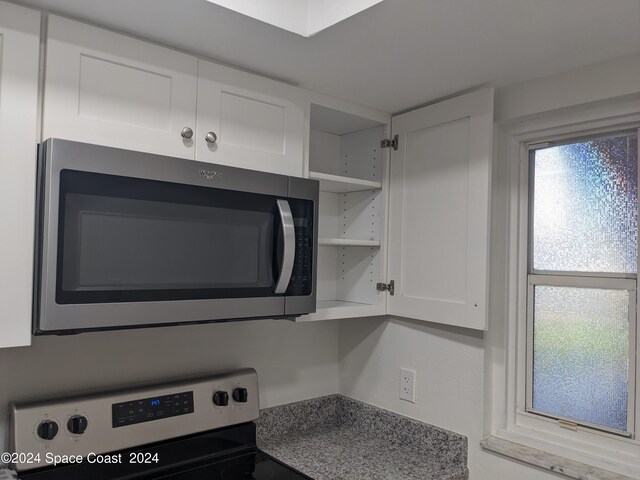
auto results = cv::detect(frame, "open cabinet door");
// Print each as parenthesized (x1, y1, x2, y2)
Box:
(387, 88, 493, 330)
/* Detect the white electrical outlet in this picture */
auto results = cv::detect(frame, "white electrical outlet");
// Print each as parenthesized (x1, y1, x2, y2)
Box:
(400, 368, 416, 403)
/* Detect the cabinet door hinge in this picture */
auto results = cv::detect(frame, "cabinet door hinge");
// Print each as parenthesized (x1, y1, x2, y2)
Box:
(376, 280, 395, 295)
(381, 135, 399, 151)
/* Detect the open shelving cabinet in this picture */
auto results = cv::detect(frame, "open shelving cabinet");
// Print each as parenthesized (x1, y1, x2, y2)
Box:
(301, 101, 391, 321)
(300, 88, 493, 330)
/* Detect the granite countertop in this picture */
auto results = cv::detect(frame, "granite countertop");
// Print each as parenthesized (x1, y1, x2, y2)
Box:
(256, 395, 468, 480)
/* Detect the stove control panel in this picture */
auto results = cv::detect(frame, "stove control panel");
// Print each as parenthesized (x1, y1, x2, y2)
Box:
(9, 369, 259, 472)
(112, 391, 194, 427)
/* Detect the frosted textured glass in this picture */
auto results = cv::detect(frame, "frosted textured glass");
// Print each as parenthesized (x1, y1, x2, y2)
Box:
(532, 286, 629, 431)
(532, 135, 638, 273)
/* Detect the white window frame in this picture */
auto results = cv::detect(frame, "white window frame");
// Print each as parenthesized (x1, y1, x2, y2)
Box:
(485, 97, 640, 478)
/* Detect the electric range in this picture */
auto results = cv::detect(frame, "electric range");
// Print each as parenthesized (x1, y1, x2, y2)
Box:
(7, 369, 311, 480)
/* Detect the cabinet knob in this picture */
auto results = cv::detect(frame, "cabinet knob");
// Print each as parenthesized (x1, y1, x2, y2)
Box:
(181, 127, 194, 139)
(205, 132, 218, 145)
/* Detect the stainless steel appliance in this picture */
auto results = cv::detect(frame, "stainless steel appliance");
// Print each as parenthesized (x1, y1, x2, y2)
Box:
(34, 139, 318, 334)
(8, 369, 312, 480)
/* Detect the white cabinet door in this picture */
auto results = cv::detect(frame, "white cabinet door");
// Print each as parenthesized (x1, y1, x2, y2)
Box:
(196, 60, 305, 176)
(0, 2, 40, 348)
(387, 88, 493, 330)
(43, 16, 198, 159)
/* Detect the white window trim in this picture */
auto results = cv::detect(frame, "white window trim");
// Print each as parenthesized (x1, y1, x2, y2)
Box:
(484, 95, 640, 478)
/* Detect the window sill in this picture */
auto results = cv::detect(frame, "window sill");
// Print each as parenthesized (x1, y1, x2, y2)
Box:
(480, 435, 637, 480)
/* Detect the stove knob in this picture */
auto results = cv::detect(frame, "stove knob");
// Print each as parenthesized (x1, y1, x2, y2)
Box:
(212, 391, 229, 407)
(37, 420, 59, 440)
(232, 387, 248, 403)
(67, 415, 88, 435)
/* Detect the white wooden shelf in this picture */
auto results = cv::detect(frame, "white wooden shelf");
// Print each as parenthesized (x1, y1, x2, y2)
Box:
(318, 238, 380, 247)
(308, 118, 388, 323)
(309, 171, 382, 193)
(298, 300, 385, 322)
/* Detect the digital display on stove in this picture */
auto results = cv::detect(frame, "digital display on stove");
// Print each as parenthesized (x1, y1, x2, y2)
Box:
(112, 391, 194, 428)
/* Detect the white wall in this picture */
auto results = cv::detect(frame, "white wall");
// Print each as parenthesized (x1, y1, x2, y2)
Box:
(338, 52, 640, 480)
(494, 52, 640, 122)
(0, 319, 339, 455)
(339, 317, 562, 480)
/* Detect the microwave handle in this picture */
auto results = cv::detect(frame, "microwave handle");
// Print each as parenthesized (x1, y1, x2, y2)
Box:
(274, 199, 295, 294)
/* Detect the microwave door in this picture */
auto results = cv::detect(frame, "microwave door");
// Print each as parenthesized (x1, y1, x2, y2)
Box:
(38, 164, 289, 332)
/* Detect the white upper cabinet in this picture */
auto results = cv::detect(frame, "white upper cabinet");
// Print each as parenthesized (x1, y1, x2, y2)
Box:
(387, 88, 494, 330)
(43, 16, 198, 159)
(196, 59, 305, 176)
(301, 90, 493, 330)
(0, 1, 41, 348)
(42, 16, 305, 173)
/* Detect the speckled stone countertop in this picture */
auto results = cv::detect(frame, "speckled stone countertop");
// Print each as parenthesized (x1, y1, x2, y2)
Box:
(256, 395, 468, 480)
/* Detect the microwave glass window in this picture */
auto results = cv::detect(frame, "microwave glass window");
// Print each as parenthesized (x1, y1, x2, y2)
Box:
(56, 170, 285, 304)
(64, 195, 271, 289)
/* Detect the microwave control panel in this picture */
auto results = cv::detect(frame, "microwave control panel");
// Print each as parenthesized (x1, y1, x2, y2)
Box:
(288, 216, 313, 296)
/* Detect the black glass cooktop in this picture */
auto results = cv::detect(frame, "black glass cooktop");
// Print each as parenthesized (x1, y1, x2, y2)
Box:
(158, 451, 308, 480)
(17, 424, 311, 480)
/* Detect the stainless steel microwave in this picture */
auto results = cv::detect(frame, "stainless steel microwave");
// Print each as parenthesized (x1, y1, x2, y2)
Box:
(34, 139, 318, 334)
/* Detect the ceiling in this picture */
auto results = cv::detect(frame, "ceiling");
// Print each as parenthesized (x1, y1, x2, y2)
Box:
(18, 0, 640, 114)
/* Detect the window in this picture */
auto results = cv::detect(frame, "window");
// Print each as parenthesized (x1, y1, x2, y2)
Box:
(483, 102, 640, 478)
(527, 133, 638, 437)
(526, 132, 638, 436)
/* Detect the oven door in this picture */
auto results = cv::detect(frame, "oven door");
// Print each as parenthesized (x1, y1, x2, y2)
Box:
(35, 139, 312, 333)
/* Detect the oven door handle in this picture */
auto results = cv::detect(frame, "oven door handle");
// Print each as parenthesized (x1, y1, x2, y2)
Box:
(274, 199, 295, 294)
